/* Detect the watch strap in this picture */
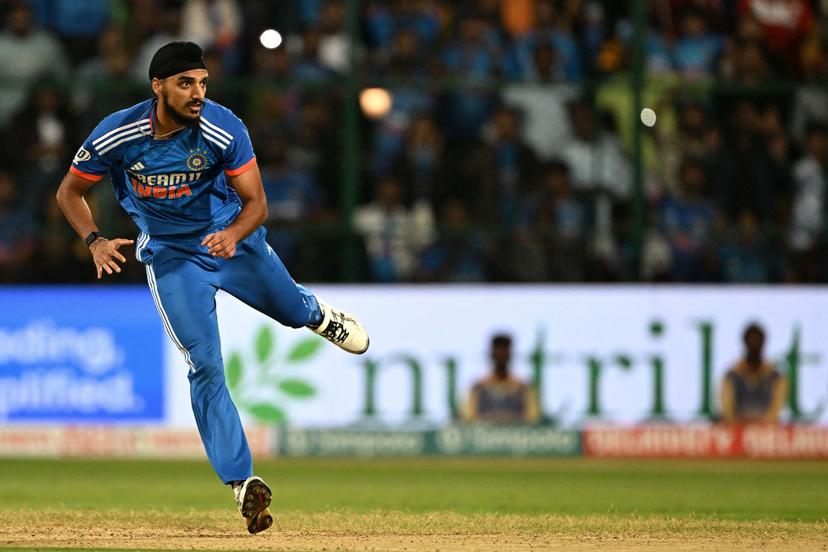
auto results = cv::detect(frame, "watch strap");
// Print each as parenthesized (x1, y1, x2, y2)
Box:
(84, 231, 104, 247)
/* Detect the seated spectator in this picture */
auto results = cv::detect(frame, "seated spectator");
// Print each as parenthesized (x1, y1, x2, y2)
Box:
(0, 0, 68, 127)
(378, 27, 433, 80)
(720, 38, 772, 86)
(658, 158, 717, 281)
(73, 27, 141, 127)
(720, 323, 786, 424)
(392, 114, 444, 204)
(478, 105, 540, 227)
(502, 47, 580, 161)
(711, 102, 775, 223)
(562, 99, 631, 200)
(316, 0, 353, 74)
(290, 27, 337, 83)
(259, 133, 326, 266)
(594, 27, 628, 75)
(9, 81, 76, 175)
(739, 0, 813, 71)
(35, 0, 111, 65)
(511, 0, 583, 82)
(798, 23, 826, 81)
(673, 7, 723, 79)
(440, 14, 503, 82)
(291, 96, 340, 199)
(438, 15, 502, 137)
(464, 334, 539, 424)
(650, 101, 717, 197)
(370, 42, 436, 175)
(29, 194, 90, 282)
(528, 160, 587, 281)
(646, 28, 675, 75)
(789, 122, 826, 254)
(560, 99, 631, 275)
(252, 41, 294, 80)
(717, 209, 771, 283)
(353, 175, 435, 282)
(260, 135, 324, 221)
(0, 171, 35, 282)
(362, 0, 440, 53)
(416, 199, 488, 282)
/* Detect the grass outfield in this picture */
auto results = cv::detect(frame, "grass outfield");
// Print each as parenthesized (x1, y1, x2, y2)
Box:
(0, 457, 826, 551)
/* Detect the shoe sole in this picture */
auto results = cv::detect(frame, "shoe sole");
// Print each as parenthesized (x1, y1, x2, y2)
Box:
(248, 507, 273, 534)
(242, 479, 273, 534)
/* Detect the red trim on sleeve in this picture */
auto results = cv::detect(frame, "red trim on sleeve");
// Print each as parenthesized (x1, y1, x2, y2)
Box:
(70, 166, 105, 182)
(224, 156, 257, 177)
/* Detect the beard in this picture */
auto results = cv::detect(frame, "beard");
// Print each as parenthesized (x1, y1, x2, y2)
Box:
(162, 93, 201, 127)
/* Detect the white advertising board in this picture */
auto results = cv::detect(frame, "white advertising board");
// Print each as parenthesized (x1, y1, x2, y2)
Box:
(160, 286, 828, 428)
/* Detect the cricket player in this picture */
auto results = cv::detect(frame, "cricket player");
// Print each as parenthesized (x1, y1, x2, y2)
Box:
(56, 42, 369, 534)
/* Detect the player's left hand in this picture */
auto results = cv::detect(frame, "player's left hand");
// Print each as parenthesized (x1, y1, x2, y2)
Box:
(202, 229, 238, 258)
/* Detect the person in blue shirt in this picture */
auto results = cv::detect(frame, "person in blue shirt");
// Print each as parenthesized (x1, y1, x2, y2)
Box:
(55, 42, 369, 535)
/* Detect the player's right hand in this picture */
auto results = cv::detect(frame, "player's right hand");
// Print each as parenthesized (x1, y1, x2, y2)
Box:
(90, 238, 134, 279)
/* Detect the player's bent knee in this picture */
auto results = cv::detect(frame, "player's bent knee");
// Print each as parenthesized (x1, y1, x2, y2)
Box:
(187, 363, 228, 387)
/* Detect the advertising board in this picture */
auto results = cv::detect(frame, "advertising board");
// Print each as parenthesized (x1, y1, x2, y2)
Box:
(176, 286, 828, 428)
(0, 288, 164, 423)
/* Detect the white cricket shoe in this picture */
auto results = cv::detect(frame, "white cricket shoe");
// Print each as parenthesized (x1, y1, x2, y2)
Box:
(233, 476, 273, 534)
(311, 299, 370, 354)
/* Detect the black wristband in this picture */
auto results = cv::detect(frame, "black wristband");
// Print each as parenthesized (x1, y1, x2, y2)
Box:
(84, 231, 104, 247)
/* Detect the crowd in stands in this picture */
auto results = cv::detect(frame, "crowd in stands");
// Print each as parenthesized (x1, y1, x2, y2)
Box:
(1, 0, 827, 284)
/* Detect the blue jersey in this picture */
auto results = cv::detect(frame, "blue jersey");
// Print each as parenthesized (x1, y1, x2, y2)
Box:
(70, 98, 256, 238)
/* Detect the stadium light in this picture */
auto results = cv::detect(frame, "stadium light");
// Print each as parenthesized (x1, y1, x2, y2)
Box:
(359, 88, 393, 119)
(259, 29, 283, 49)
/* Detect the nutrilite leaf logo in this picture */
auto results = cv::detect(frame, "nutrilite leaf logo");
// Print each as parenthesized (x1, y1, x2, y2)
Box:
(224, 325, 323, 423)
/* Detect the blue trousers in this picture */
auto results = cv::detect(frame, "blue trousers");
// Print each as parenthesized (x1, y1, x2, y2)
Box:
(138, 226, 319, 483)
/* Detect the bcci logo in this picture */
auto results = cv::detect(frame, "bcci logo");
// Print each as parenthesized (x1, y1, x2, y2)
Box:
(186, 148, 209, 171)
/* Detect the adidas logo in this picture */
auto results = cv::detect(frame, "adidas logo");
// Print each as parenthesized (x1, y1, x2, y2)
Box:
(130, 161, 145, 171)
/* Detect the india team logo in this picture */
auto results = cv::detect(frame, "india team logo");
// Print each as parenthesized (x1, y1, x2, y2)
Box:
(186, 148, 209, 171)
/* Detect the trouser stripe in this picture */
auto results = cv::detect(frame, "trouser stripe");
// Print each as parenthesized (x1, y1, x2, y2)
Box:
(135, 232, 149, 262)
(145, 263, 195, 373)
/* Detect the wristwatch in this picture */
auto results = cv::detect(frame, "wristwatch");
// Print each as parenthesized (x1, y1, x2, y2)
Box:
(84, 231, 105, 247)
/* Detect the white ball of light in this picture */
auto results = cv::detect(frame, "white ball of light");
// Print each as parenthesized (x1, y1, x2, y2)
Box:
(259, 29, 283, 50)
(360, 88, 393, 119)
(640, 107, 657, 127)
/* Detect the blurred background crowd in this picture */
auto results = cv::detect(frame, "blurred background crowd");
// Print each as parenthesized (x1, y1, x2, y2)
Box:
(1, 0, 828, 284)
